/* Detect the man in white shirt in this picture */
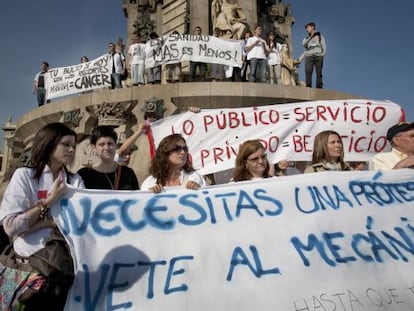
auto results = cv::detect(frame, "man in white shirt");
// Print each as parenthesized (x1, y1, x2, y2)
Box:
(369, 122, 414, 170)
(33, 62, 49, 106)
(245, 25, 269, 83)
(108, 42, 125, 89)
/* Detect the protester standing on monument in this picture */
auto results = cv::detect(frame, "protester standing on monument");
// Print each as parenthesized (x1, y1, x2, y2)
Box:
(165, 31, 182, 83)
(145, 32, 162, 84)
(304, 130, 351, 173)
(302, 22, 326, 88)
(369, 122, 414, 170)
(266, 32, 282, 84)
(33, 61, 49, 106)
(108, 42, 125, 89)
(241, 30, 251, 81)
(0, 122, 84, 309)
(232, 140, 271, 181)
(245, 25, 269, 83)
(141, 134, 205, 193)
(230, 33, 242, 81)
(209, 28, 225, 81)
(127, 33, 146, 86)
(189, 26, 207, 82)
(80, 56, 89, 63)
(77, 126, 139, 190)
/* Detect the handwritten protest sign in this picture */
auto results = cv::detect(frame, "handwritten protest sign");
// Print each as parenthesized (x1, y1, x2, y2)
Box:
(150, 100, 403, 175)
(45, 54, 111, 100)
(145, 33, 243, 68)
(53, 170, 414, 311)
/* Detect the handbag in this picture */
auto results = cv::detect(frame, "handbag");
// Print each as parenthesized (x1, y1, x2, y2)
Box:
(121, 67, 128, 80)
(0, 245, 46, 310)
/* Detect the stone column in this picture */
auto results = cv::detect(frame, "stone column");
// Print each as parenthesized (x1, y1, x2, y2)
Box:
(189, 0, 209, 34)
(237, 0, 257, 30)
(0, 117, 16, 178)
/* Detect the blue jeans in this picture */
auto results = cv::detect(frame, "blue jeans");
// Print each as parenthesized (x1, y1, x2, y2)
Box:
(111, 73, 122, 89)
(249, 58, 267, 83)
(36, 88, 46, 106)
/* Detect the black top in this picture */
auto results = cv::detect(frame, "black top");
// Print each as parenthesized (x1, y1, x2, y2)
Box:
(78, 166, 139, 190)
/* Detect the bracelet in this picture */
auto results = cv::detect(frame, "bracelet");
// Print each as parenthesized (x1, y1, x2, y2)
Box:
(37, 201, 49, 219)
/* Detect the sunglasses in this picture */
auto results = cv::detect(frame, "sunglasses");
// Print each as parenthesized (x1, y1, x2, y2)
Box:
(247, 154, 267, 162)
(171, 145, 189, 153)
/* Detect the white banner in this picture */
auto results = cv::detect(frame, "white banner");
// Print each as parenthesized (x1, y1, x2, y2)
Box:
(145, 33, 243, 68)
(54, 170, 414, 310)
(45, 54, 112, 100)
(150, 100, 403, 175)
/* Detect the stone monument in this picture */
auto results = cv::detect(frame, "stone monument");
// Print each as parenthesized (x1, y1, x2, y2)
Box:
(0, 1, 362, 188)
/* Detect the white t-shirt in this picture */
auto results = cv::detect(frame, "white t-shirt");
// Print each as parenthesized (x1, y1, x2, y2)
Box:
(110, 53, 125, 73)
(0, 166, 84, 257)
(128, 43, 146, 65)
(268, 42, 282, 65)
(246, 36, 268, 60)
(141, 170, 206, 191)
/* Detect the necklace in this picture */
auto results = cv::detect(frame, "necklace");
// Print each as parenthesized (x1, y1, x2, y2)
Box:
(103, 171, 115, 189)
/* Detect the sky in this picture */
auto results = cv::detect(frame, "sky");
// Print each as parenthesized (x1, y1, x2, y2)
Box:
(0, 0, 413, 151)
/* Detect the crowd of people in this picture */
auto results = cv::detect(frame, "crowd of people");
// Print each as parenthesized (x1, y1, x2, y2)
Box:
(33, 22, 326, 106)
(0, 117, 412, 308)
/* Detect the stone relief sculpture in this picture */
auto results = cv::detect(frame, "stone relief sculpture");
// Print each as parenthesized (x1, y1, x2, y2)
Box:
(269, 2, 295, 57)
(280, 44, 297, 86)
(211, 0, 248, 39)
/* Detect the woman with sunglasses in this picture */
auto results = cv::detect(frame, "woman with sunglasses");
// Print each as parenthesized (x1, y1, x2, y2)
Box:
(141, 134, 205, 193)
(232, 140, 271, 182)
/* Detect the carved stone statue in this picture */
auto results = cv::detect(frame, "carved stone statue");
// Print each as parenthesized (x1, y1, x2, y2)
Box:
(280, 44, 298, 86)
(269, 2, 295, 57)
(211, 0, 248, 39)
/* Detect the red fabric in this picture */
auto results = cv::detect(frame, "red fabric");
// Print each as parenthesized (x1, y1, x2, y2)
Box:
(400, 107, 406, 123)
(146, 126, 156, 160)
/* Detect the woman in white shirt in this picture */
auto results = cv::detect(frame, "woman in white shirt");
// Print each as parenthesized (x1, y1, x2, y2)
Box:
(266, 32, 282, 85)
(0, 122, 84, 310)
(141, 134, 205, 193)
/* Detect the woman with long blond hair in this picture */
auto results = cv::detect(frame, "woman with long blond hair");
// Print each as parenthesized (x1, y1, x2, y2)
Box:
(304, 130, 351, 173)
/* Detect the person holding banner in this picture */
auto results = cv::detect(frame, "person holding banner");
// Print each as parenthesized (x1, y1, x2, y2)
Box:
(369, 122, 414, 170)
(0, 122, 84, 310)
(232, 140, 271, 182)
(77, 126, 139, 190)
(165, 32, 182, 83)
(304, 130, 351, 173)
(141, 134, 206, 193)
(145, 32, 162, 84)
(210, 28, 226, 81)
(189, 26, 207, 82)
(108, 42, 125, 89)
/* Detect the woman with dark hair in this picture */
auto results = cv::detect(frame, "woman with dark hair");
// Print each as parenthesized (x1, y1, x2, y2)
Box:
(141, 134, 205, 193)
(304, 130, 351, 173)
(266, 31, 282, 84)
(233, 140, 270, 182)
(77, 126, 139, 190)
(0, 122, 84, 309)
